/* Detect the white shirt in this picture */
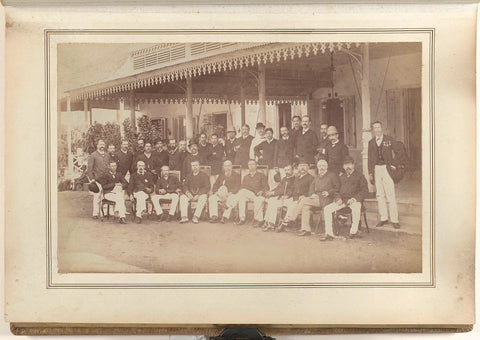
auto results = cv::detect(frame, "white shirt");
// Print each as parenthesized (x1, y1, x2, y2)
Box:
(376, 135, 384, 147)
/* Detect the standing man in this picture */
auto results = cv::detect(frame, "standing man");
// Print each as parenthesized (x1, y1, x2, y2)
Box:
(179, 160, 210, 224)
(182, 140, 201, 178)
(208, 133, 226, 181)
(294, 115, 318, 165)
(296, 159, 339, 236)
(115, 139, 133, 179)
(127, 160, 155, 224)
(249, 122, 266, 161)
(86, 139, 110, 219)
(197, 132, 212, 165)
(263, 164, 296, 232)
(151, 165, 181, 222)
(136, 142, 159, 178)
(290, 115, 302, 142)
(233, 124, 254, 168)
(368, 121, 400, 229)
(274, 126, 295, 177)
(314, 123, 330, 163)
(97, 160, 128, 224)
(236, 159, 268, 227)
(321, 156, 369, 240)
(208, 160, 241, 223)
(107, 144, 118, 166)
(254, 127, 277, 190)
(154, 139, 170, 172)
(224, 128, 237, 162)
(277, 160, 315, 231)
(169, 140, 188, 175)
(325, 126, 350, 175)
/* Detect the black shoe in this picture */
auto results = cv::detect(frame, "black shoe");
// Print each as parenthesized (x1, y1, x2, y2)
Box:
(220, 216, 226, 224)
(297, 230, 311, 237)
(136, 217, 142, 224)
(236, 219, 246, 226)
(210, 216, 218, 223)
(119, 217, 127, 224)
(254, 221, 264, 228)
(157, 214, 164, 221)
(92, 215, 99, 220)
(262, 223, 274, 232)
(165, 215, 172, 223)
(348, 232, 360, 239)
(392, 223, 401, 229)
(376, 220, 388, 227)
(319, 234, 334, 241)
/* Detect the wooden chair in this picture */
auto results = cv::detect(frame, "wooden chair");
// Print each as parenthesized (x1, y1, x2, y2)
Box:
(101, 196, 116, 220)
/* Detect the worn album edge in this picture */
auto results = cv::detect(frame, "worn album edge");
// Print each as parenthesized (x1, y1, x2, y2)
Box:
(9, 323, 474, 335)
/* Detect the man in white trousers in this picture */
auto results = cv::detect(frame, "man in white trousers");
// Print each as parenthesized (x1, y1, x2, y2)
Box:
(97, 160, 128, 224)
(368, 121, 400, 229)
(179, 160, 211, 224)
(86, 139, 110, 218)
(151, 165, 181, 222)
(320, 156, 369, 241)
(208, 160, 241, 223)
(127, 160, 155, 224)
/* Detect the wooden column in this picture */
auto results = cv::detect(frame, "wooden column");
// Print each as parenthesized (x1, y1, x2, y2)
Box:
(258, 63, 266, 123)
(240, 70, 246, 127)
(84, 97, 92, 126)
(66, 96, 73, 176)
(185, 76, 194, 140)
(360, 43, 374, 191)
(118, 98, 124, 124)
(129, 90, 136, 132)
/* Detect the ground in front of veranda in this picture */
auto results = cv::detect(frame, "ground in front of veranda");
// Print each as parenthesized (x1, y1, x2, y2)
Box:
(57, 191, 422, 273)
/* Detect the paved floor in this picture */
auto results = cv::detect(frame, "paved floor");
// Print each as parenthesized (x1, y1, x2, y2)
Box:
(57, 191, 422, 274)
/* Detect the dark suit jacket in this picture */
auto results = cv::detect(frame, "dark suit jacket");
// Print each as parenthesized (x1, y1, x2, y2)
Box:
(212, 171, 241, 194)
(272, 175, 296, 198)
(155, 175, 181, 194)
(127, 171, 155, 195)
(233, 135, 254, 168)
(254, 138, 277, 168)
(274, 137, 295, 168)
(294, 129, 319, 164)
(325, 141, 349, 175)
(307, 171, 340, 207)
(115, 150, 133, 177)
(225, 138, 237, 162)
(97, 171, 128, 193)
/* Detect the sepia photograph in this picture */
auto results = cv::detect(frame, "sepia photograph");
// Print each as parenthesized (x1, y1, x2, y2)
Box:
(56, 40, 423, 274)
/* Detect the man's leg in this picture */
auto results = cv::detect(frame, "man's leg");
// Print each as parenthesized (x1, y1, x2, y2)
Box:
(194, 194, 207, 218)
(237, 189, 250, 221)
(324, 201, 344, 237)
(349, 201, 362, 234)
(265, 197, 280, 224)
(300, 197, 320, 232)
(105, 192, 126, 218)
(150, 194, 163, 216)
(284, 199, 299, 222)
(383, 171, 399, 223)
(223, 193, 239, 219)
(209, 194, 219, 218)
(253, 195, 266, 221)
(134, 191, 148, 218)
(92, 191, 101, 217)
(167, 193, 179, 216)
(179, 194, 191, 219)
(374, 165, 389, 222)
(268, 169, 277, 191)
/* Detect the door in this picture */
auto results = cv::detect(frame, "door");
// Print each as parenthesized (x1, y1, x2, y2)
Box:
(323, 98, 344, 143)
(277, 103, 292, 133)
(404, 88, 421, 171)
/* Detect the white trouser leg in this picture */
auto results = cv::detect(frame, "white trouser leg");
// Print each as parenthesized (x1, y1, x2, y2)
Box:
(223, 193, 239, 219)
(349, 201, 362, 234)
(237, 189, 255, 220)
(268, 169, 277, 191)
(284, 199, 299, 221)
(324, 201, 344, 237)
(209, 194, 220, 217)
(253, 196, 265, 221)
(265, 197, 281, 224)
(151, 194, 164, 215)
(104, 192, 126, 218)
(92, 191, 101, 216)
(374, 165, 389, 222)
(168, 193, 179, 216)
(133, 191, 148, 218)
(194, 194, 207, 218)
(382, 169, 398, 223)
(179, 194, 190, 218)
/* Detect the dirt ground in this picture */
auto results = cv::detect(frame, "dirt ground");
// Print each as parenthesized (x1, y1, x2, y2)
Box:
(57, 191, 422, 273)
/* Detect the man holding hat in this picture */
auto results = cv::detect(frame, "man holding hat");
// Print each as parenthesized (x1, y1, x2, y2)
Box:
(225, 128, 237, 162)
(233, 124, 254, 168)
(87, 139, 111, 218)
(320, 156, 369, 240)
(127, 160, 155, 224)
(325, 125, 350, 175)
(208, 160, 241, 223)
(182, 139, 201, 178)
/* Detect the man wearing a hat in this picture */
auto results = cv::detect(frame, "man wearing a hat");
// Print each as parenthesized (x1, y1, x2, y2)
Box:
(233, 124, 254, 168)
(276, 160, 315, 231)
(127, 160, 155, 224)
(87, 139, 111, 218)
(224, 128, 237, 162)
(182, 139, 201, 178)
(249, 122, 266, 161)
(208, 160, 241, 223)
(320, 156, 369, 240)
(325, 125, 350, 175)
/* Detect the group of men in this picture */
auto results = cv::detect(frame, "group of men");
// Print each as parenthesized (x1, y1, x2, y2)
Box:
(86, 115, 401, 239)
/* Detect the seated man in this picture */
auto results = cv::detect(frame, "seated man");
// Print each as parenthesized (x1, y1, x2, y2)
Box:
(296, 159, 340, 236)
(208, 160, 241, 224)
(97, 160, 128, 224)
(179, 160, 210, 224)
(321, 156, 369, 241)
(277, 160, 315, 231)
(236, 159, 268, 227)
(262, 164, 296, 232)
(151, 165, 181, 222)
(127, 160, 155, 224)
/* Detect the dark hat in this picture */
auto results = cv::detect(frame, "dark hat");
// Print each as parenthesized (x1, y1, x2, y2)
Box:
(255, 122, 265, 129)
(343, 156, 355, 164)
(188, 139, 198, 147)
(88, 181, 100, 193)
(265, 127, 273, 133)
(297, 158, 309, 165)
(227, 127, 236, 133)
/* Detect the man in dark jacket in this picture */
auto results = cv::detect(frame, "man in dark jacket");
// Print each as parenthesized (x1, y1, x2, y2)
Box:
(208, 133, 226, 178)
(115, 140, 133, 179)
(325, 125, 350, 175)
(254, 127, 277, 190)
(179, 160, 210, 224)
(154, 139, 170, 173)
(321, 156, 369, 240)
(197, 132, 212, 165)
(87, 139, 110, 218)
(134, 142, 159, 179)
(290, 115, 302, 142)
(97, 160, 128, 224)
(233, 124, 254, 168)
(127, 160, 156, 223)
(294, 115, 319, 165)
(236, 159, 269, 227)
(296, 159, 340, 236)
(169, 140, 188, 176)
(263, 164, 296, 231)
(224, 128, 237, 162)
(151, 165, 182, 222)
(182, 140, 201, 178)
(208, 160, 241, 223)
(274, 126, 295, 171)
